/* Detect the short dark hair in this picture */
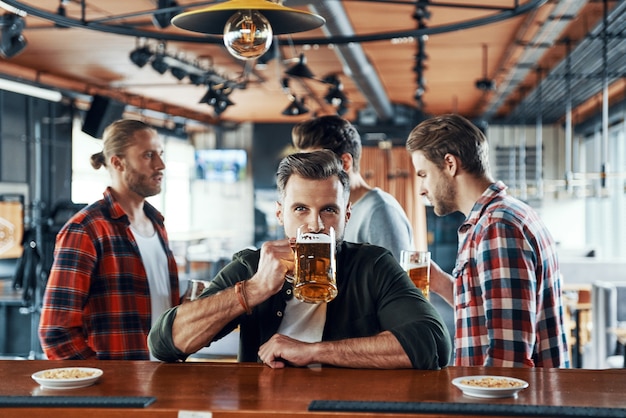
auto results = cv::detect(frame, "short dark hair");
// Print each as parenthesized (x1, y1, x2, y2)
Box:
(276, 150, 350, 203)
(406, 113, 490, 176)
(291, 115, 362, 171)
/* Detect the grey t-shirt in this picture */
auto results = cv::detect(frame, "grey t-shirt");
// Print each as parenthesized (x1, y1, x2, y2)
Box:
(345, 188, 414, 260)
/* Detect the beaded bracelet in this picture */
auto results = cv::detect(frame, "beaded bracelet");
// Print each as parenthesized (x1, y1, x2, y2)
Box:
(235, 281, 252, 315)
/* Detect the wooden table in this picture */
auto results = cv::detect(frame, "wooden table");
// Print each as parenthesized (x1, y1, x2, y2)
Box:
(2, 360, 626, 417)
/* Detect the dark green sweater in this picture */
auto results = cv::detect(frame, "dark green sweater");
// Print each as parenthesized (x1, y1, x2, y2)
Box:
(149, 242, 451, 369)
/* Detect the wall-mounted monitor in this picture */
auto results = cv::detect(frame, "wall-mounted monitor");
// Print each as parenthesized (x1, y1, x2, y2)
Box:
(195, 149, 247, 183)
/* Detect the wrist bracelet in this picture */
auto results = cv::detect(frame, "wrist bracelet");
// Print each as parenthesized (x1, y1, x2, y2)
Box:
(235, 281, 252, 315)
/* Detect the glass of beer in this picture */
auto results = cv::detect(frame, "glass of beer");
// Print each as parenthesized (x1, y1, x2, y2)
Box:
(183, 279, 211, 301)
(288, 226, 337, 304)
(400, 250, 431, 299)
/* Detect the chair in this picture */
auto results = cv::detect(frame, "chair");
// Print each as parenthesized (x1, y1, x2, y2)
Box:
(590, 281, 626, 369)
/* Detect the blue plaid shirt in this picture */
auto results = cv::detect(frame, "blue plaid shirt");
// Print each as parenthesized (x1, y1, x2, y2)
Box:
(453, 182, 570, 368)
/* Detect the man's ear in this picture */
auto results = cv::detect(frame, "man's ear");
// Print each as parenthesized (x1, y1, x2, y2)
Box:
(339, 153, 353, 172)
(275, 201, 284, 226)
(110, 155, 124, 172)
(443, 153, 459, 177)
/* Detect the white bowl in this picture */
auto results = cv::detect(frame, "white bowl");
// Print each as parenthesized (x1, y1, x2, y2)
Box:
(32, 367, 103, 390)
(451, 375, 529, 399)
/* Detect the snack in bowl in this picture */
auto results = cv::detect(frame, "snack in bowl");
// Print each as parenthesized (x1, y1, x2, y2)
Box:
(32, 367, 103, 390)
(451, 375, 529, 399)
(459, 376, 525, 388)
(40, 368, 98, 379)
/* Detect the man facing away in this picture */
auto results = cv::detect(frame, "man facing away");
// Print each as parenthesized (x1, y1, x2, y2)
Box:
(39, 119, 180, 360)
(406, 114, 570, 368)
(149, 150, 451, 369)
(292, 115, 414, 261)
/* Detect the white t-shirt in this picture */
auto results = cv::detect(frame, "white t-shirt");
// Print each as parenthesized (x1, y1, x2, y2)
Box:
(131, 226, 172, 360)
(277, 297, 326, 343)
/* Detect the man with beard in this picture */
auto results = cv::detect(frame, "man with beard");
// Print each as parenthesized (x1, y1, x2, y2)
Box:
(291, 115, 414, 262)
(149, 150, 451, 369)
(39, 119, 180, 360)
(406, 114, 569, 368)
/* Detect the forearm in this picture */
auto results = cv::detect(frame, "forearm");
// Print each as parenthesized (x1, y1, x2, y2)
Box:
(430, 262, 454, 306)
(171, 285, 245, 354)
(172, 276, 275, 355)
(312, 331, 412, 369)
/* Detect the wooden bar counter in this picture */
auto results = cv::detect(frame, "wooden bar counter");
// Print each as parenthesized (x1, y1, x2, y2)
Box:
(2, 360, 626, 417)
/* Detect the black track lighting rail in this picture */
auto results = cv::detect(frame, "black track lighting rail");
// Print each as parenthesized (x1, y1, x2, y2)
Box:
(3, 0, 547, 46)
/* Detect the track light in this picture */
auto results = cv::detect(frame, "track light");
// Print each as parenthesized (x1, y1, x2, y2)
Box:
(323, 75, 348, 106)
(200, 83, 235, 116)
(475, 44, 496, 91)
(324, 87, 348, 107)
(151, 54, 169, 75)
(129, 46, 152, 68)
(282, 96, 308, 116)
(199, 86, 221, 106)
(153, 0, 179, 29)
(0, 13, 27, 58)
(170, 66, 187, 81)
(336, 103, 349, 116)
(171, 0, 324, 61)
(189, 72, 207, 85)
(285, 53, 315, 79)
(214, 95, 234, 115)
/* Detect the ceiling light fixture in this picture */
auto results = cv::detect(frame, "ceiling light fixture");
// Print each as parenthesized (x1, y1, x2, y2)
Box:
(255, 36, 278, 68)
(153, 0, 179, 29)
(129, 45, 152, 68)
(171, 0, 325, 61)
(412, 2, 430, 109)
(0, 78, 62, 102)
(282, 95, 308, 116)
(0, 13, 26, 58)
(170, 66, 188, 81)
(323, 74, 348, 105)
(475, 43, 496, 91)
(199, 83, 235, 116)
(284, 53, 315, 80)
(151, 54, 170, 75)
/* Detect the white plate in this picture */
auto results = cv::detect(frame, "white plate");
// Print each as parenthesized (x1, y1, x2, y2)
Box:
(451, 375, 528, 399)
(31, 367, 103, 390)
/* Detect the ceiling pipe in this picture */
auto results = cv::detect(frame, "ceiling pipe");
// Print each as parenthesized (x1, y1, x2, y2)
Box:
(304, 1, 395, 123)
(502, 0, 626, 123)
(600, 0, 610, 191)
(482, 0, 588, 122)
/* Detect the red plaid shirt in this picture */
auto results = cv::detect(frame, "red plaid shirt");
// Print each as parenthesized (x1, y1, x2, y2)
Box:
(39, 188, 180, 360)
(452, 182, 570, 368)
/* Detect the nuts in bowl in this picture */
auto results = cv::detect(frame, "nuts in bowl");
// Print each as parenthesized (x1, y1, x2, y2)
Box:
(32, 367, 103, 389)
(452, 375, 529, 398)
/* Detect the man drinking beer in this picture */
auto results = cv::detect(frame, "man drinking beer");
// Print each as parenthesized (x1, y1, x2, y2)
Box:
(149, 150, 451, 369)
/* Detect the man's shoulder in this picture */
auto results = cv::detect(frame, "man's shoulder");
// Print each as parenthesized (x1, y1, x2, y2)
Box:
(59, 199, 115, 232)
(357, 189, 410, 218)
(483, 194, 538, 224)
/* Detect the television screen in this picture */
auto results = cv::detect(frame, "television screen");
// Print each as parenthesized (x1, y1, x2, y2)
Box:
(195, 149, 247, 183)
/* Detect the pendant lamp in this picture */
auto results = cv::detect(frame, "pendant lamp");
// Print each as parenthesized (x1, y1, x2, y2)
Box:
(172, 0, 325, 61)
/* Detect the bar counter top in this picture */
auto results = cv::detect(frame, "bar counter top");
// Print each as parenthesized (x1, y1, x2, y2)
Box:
(1, 360, 626, 417)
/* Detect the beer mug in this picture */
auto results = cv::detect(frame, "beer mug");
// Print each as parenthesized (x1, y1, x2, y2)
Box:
(287, 226, 337, 304)
(400, 250, 431, 299)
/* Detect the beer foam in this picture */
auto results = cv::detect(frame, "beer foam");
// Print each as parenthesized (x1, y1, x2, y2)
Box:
(297, 233, 333, 243)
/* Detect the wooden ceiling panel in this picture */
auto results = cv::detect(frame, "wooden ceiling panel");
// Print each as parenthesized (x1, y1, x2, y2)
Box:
(0, 0, 609, 127)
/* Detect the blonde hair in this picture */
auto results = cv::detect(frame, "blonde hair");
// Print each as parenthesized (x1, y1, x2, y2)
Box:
(90, 119, 155, 170)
